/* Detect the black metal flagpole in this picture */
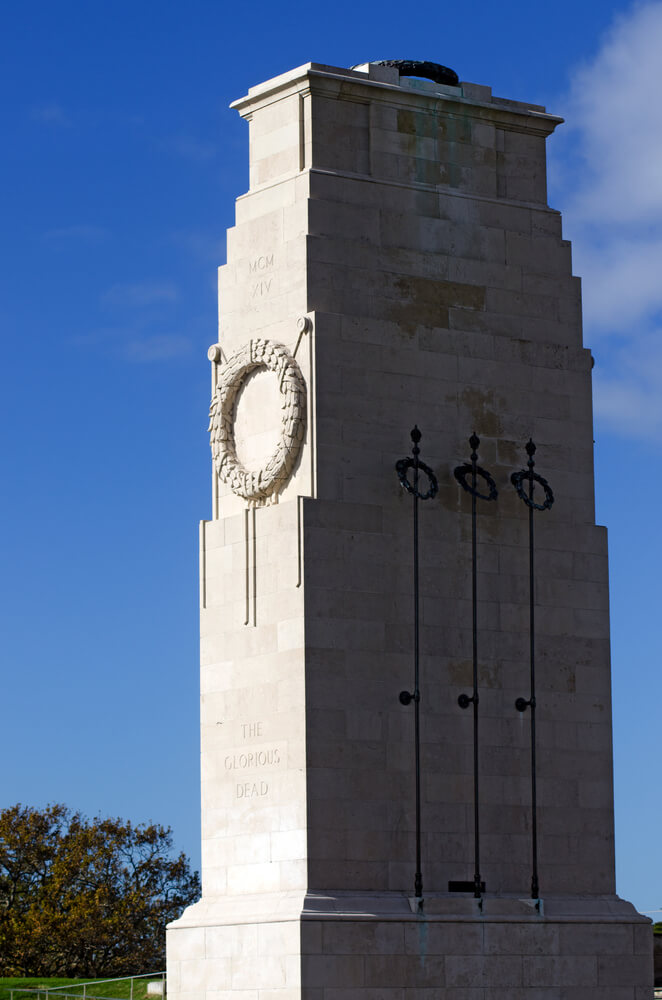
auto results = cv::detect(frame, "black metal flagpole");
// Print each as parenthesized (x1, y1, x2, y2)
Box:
(396, 426, 438, 899)
(511, 438, 554, 901)
(453, 433, 498, 898)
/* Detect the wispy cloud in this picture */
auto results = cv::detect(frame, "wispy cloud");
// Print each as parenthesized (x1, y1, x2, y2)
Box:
(593, 328, 662, 436)
(168, 228, 226, 264)
(123, 334, 192, 362)
(102, 281, 179, 308)
(554, 1, 662, 438)
(70, 325, 192, 363)
(162, 134, 217, 163)
(75, 280, 200, 362)
(571, 234, 662, 333)
(69, 325, 127, 348)
(30, 103, 71, 126)
(43, 225, 108, 244)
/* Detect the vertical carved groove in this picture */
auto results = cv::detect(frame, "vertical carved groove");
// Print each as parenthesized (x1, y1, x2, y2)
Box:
(296, 495, 303, 588)
(244, 507, 250, 626)
(252, 505, 257, 627)
(298, 93, 306, 171)
(199, 520, 206, 611)
(308, 317, 315, 497)
(210, 346, 221, 520)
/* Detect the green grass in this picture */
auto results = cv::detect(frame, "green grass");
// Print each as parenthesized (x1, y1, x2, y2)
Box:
(0, 981, 85, 1000)
(0, 978, 163, 1000)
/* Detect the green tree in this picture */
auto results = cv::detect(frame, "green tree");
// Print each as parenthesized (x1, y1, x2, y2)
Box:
(0, 804, 200, 977)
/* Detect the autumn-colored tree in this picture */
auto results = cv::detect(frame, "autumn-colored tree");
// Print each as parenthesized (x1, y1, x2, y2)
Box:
(0, 804, 200, 977)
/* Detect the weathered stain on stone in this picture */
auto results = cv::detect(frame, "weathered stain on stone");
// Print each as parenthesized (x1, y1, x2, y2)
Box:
(448, 659, 472, 686)
(390, 275, 485, 334)
(439, 113, 472, 145)
(479, 662, 503, 689)
(459, 386, 504, 437)
(412, 157, 441, 186)
(397, 108, 437, 139)
(564, 667, 577, 693)
(496, 438, 521, 467)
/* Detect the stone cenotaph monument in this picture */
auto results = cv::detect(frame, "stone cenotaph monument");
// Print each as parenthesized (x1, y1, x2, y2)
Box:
(167, 61, 652, 997)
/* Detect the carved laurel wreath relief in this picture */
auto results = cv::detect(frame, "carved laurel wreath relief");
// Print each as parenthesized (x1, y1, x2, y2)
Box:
(208, 338, 306, 504)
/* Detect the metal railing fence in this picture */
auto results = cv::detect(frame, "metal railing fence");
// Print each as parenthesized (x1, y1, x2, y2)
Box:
(10, 971, 165, 1000)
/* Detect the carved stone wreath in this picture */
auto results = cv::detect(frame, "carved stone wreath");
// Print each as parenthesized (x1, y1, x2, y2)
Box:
(208, 338, 306, 503)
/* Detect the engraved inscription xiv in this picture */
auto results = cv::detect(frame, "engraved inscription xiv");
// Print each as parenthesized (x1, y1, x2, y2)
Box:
(252, 279, 272, 298)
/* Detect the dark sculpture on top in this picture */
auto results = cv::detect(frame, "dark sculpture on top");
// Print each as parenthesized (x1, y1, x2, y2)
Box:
(372, 59, 459, 87)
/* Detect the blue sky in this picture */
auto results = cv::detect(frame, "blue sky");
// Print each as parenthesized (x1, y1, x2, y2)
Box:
(2, 0, 661, 918)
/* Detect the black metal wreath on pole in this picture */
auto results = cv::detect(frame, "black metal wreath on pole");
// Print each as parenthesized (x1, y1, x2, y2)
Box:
(511, 438, 554, 902)
(453, 433, 498, 899)
(395, 426, 438, 899)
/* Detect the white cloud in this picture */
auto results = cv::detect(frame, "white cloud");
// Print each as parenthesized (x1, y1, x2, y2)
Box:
(554, 1, 662, 436)
(102, 281, 179, 308)
(564, 3, 662, 227)
(592, 327, 662, 435)
(572, 234, 662, 332)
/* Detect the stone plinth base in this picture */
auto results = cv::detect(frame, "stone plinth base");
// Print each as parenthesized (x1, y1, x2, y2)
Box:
(167, 891, 652, 999)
